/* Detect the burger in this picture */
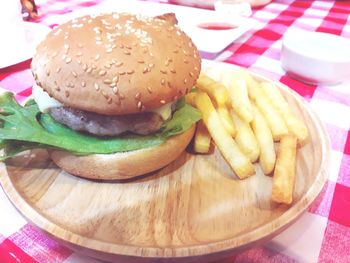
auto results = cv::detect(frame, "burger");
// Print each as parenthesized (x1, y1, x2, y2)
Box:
(0, 12, 201, 180)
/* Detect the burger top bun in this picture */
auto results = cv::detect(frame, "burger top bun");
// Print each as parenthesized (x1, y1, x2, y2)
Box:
(31, 13, 201, 115)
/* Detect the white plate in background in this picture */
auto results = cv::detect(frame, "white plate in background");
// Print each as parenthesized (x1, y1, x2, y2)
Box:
(0, 22, 51, 69)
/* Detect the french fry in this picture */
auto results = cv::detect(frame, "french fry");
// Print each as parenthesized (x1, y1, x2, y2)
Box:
(271, 135, 298, 204)
(251, 104, 276, 175)
(194, 120, 211, 154)
(217, 107, 236, 137)
(204, 68, 224, 82)
(185, 92, 196, 107)
(222, 73, 254, 123)
(234, 69, 261, 101)
(194, 92, 255, 179)
(252, 88, 288, 141)
(196, 74, 230, 107)
(260, 82, 309, 146)
(231, 113, 260, 163)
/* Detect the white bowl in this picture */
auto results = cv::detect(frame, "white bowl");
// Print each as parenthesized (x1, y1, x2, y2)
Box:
(281, 29, 350, 85)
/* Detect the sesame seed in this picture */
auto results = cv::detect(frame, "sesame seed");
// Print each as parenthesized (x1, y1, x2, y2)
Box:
(94, 83, 100, 91)
(148, 63, 154, 68)
(127, 70, 134, 74)
(81, 81, 86, 87)
(173, 49, 179, 53)
(194, 66, 199, 71)
(170, 69, 176, 74)
(96, 41, 102, 45)
(112, 86, 119, 94)
(91, 64, 97, 69)
(119, 93, 125, 99)
(65, 57, 72, 64)
(137, 60, 145, 64)
(104, 79, 112, 84)
(64, 44, 70, 50)
(160, 69, 167, 74)
(143, 67, 149, 74)
(119, 71, 126, 75)
(123, 50, 131, 55)
(72, 71, 77, 78)
(147, 86, 152, 93)
(109, 82, 117, 87)
(65, 90, 70, 97)
(78, 43, 83, 48)
(112, 76, 119, 83)
(94, 54, 100, 61)
(115, 61, 123, 67)
(62, 54, 67, 60)
(189, 72, 194, 77)
(52, 51, 58, 58)
(66, 81, 74, 88)
(104, 64, 111, 69)
(119, 44, 124, 48)
(167, 81, 173, 89)
(137, 101, 142, 109)
(125, 45, 132, 49)
(183, 78, 188, 84)
(107, 98, 113, 104)
(161, 78, 165, 85)
(194, 54, 198, 59)
(99, 70, 107, 76)
(46, 69, 50, 76)
(184, 59, 189, 64)
(164, 60, 170, 66)
(106, 48, 113, 53)
(86, 67, 92, 73)
(55, 86, 60, 91)
(76, 51, 83, 57)
(101, 90, 109, 99)
(93, 26, 102, 34)
(82, 64, 88, 71)
(160, 100, 166, 104)
(135, 92, 141, 100)
(64, 35, 69, 40)
(77, 59, 82, 65)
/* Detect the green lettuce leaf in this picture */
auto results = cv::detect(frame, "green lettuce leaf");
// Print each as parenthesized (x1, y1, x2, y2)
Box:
(0, 92, 201, 160)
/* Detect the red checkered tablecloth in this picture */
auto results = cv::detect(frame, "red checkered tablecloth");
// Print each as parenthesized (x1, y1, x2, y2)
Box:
(1, 0, 350, 262)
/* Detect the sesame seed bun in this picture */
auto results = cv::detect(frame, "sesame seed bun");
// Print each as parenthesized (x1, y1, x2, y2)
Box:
(49, 125, 195, 180)
(31, 13, 201, 115)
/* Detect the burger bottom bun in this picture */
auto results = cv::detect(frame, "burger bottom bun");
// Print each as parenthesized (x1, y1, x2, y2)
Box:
(49, 125, 195, 180)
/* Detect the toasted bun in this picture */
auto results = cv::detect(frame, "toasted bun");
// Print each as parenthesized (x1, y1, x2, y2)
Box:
(49, 125, 195, 180)
(31, 13, 201, 115)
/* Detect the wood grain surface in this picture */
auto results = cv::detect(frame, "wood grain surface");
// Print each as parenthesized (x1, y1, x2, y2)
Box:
(0, 61, 330, 262)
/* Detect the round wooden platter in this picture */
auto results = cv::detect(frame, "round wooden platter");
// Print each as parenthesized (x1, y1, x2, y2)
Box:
(0, 61, 330, 262)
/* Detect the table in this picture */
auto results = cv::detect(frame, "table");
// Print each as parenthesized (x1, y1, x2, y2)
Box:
(0, 0, 349, 262)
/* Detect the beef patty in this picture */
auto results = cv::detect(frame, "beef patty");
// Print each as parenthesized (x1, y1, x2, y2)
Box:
(49, 107, 165, 136)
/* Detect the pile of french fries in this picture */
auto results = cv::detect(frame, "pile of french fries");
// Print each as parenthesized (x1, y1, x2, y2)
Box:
(186, 69, 309, 205)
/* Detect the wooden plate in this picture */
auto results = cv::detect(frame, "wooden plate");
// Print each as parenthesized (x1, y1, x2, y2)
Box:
(0, 61, 330, 262)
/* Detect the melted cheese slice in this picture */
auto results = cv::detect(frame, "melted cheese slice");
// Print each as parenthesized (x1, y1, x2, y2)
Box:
(33, 85, 173, 120)
(150, 102, 172, 121)
(32, 84, 62, 113)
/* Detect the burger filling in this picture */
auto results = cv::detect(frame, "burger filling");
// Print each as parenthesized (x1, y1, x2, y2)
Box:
(32, 84, 174, 136)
